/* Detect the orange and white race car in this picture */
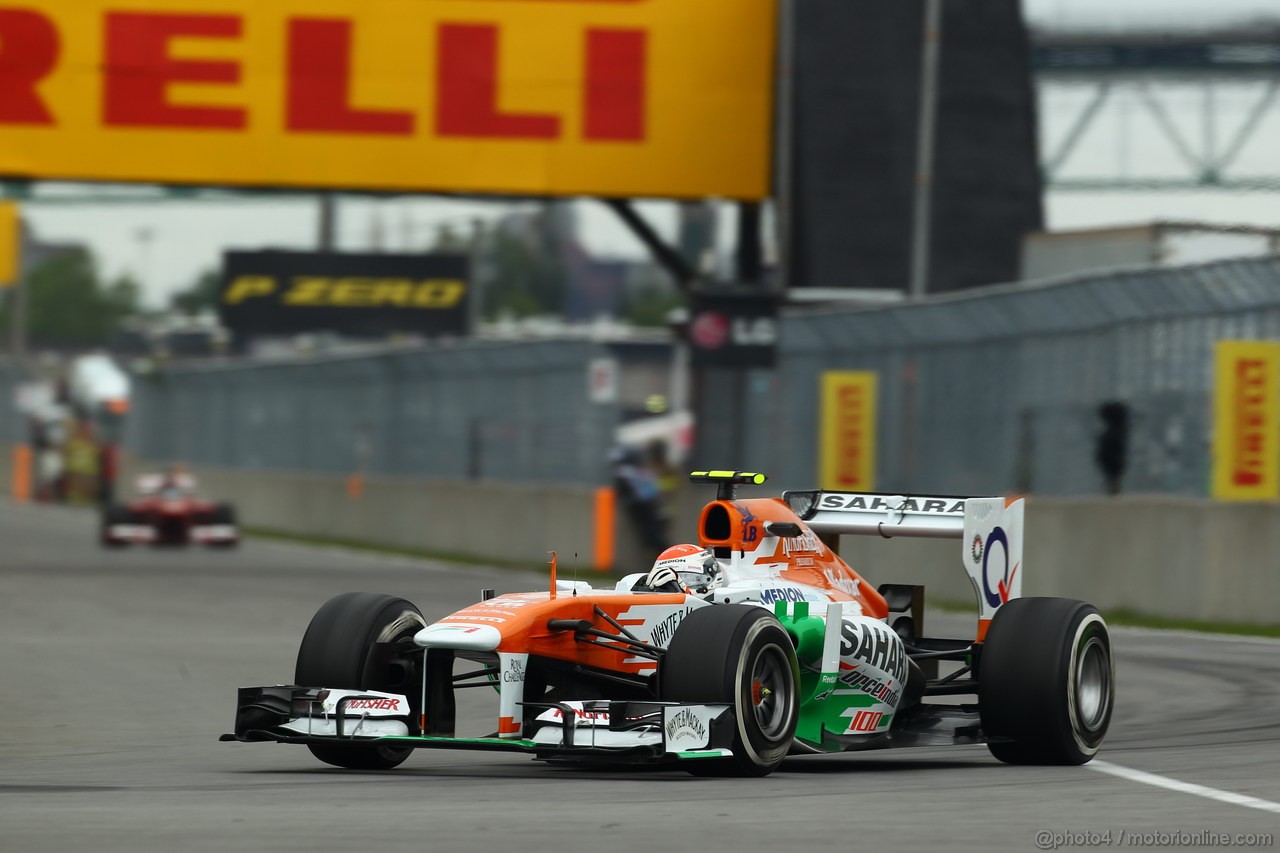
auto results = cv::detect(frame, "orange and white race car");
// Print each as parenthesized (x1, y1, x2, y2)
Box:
(223, 471, 1114, 776)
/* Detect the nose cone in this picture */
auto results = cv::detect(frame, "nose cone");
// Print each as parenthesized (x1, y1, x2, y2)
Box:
(414, 622, 502, 652)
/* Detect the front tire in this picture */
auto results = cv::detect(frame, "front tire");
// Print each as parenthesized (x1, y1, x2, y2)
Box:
(210, 503, 239, 548)
(212, 502, 237, 526)
(100, 504, 131, 547)
(295, 592, 426, 770)
(660, 605, 799, 776)
(979, 597, 1115, 765)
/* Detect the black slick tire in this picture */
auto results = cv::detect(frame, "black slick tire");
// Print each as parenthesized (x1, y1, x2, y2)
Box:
(660, 605, 799, 777)
(210, 502, 238, 548)
(100, 504, 130, 547)
(978, 597, 1115, 765)
(294, 592, 426, 770)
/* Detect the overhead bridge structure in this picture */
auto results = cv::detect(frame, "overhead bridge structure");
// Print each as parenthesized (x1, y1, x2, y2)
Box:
(1034, 27, 1280, 191)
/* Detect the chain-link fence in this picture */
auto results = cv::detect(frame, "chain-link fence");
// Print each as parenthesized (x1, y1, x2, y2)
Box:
(698, 255, 1280, 498)
(126, 340, 619, 485)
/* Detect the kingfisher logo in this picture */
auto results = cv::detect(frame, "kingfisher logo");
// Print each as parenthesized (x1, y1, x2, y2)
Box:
(345, 697, 401, 712)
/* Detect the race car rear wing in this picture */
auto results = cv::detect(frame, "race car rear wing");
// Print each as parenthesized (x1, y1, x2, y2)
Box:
(780, 490, 1024, 626)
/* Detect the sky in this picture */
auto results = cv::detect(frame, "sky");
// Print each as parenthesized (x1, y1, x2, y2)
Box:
(15, 0, 1280, 308)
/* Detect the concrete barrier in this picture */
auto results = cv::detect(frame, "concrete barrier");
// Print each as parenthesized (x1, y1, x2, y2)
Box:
(0, 443, 11, 499)
(550, 484, 1280, 625)
(9, 453, 1269, 626)
(118, 456, 606, 572)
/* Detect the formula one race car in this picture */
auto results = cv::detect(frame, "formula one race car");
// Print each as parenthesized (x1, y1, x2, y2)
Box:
(223, 471, 1114, 776)
(101, 471, 239, 547)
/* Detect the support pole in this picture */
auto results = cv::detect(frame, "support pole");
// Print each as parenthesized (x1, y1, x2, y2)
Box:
(317, 193, 337, 251)
(908, 0, 944, 300)
(735, 202, 764, 285)
(604, 199, 699, 293)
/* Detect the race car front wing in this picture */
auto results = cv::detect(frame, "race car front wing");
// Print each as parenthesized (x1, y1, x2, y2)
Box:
(220, 685, 738, 764)
(106, 523, 238, 544)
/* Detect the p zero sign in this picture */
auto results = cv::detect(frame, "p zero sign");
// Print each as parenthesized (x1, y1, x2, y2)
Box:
(1212, 340, 1280, 501)
(220, 250, 470, 338)
(0, 0, 777, 199)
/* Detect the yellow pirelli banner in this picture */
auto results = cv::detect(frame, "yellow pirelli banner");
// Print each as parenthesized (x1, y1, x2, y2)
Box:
(1212, 340, 1280, 501)
(0, 200, 18, 286)
(0, 0, 776, 199)
(819, 371, 877, 492)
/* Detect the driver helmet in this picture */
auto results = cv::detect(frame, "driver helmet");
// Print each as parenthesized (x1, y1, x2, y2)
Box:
(643, 544, 722, 594)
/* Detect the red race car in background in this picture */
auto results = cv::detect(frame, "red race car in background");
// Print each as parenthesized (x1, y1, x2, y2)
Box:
(100, 470, 239, 548)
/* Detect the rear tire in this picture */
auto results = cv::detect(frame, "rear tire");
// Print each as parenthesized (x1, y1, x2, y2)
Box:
(979, 597, 1114, 765)
(295, 592, 426, 770)
(660, 605, 798, 777)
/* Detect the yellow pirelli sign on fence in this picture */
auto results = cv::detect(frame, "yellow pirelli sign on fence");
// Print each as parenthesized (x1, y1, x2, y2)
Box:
(819, 371, 877, 492)
(1212, 340, 1280, 501)
(0, 0, 776, 199)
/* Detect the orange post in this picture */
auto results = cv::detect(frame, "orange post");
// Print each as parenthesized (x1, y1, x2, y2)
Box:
(345, 472, 364, 500)
(11, 445, 32, 503)
(593, 486, 615, 572)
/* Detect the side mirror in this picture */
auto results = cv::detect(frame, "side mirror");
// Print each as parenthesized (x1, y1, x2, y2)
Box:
(764, 521, 802, 538)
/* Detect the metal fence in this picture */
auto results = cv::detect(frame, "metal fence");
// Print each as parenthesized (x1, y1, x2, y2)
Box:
(126, 340, 619, 485)
(11, 255, 1280, 498)
(0, 360, 20, 444)
(699, 255, 1280, 498)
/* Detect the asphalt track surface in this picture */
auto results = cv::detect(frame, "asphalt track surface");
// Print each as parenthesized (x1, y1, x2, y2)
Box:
(2, 499, 1278, 852)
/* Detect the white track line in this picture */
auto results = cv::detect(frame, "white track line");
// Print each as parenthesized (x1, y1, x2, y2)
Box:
(1090, 760, 1280, 815)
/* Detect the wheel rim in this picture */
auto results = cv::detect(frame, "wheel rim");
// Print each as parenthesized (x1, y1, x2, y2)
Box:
(1075, 636, 1110, 732)
(747, 643, 794, 741)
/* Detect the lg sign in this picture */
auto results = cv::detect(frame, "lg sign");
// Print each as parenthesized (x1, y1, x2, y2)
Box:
(688, 293, 779, 368)
(0, 0, 777, 198)
(691, 312, 776, 350)
(690, 312, 729, 350)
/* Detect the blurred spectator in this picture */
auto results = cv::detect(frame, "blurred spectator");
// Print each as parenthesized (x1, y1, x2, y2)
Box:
(1095, 401, 1130, 496)
(647, 438, 679, 531)
(62, 421, 101, 505)
(29, 408, 68, 502)
(612, 445, 668, 553)
(98, 443, 119, 506)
